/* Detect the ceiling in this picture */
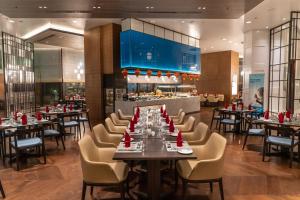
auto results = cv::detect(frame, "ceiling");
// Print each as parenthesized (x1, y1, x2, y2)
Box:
(0, 0, 263, 19)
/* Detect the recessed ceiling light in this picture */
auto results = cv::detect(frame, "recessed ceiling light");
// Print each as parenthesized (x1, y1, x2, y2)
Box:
(210, 46, 214, 49)
(97, 6, 101, 8)
(8, 19, 15, 23)
(265, 26, 269, 29)
(146, 6, 149, 9)
(197, 6, 202, 10)
(150, 6, 154, 9)
(246, 21, 252, 24)
(38, 6, 43, 9)
(202, 7, 206, 10)
(282, 17, 286, 21)
(222, 38, 227, 41)
(43, 6, 47, 9)
(256, 30, 260, 33)
(181, 20, 185, 23)
(72, 20, 78, 23)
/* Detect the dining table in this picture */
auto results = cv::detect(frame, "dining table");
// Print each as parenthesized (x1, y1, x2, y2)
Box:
(113, 108, 197, 200)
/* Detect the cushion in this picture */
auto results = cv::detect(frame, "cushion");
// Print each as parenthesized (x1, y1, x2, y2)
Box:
(266, 136, 296, 146)
(248, 129, 264, 136)
(79, 117, 88, 121)
(221, 119, 240, 124)
(44, 129, 60, 137)
(11, 138, 42, 148)
(60, 121, 79, 127)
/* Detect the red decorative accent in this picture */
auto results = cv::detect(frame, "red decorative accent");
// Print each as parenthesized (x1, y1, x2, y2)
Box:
(194, 74, 200, 81)
(188, 74, 194, 81)
(278, 112, 284, 123)
(63, 105, 67, 113)
(36, 112, 42, 121)
(134, 69, 141, 77)
(176, 130, 183, 147)
(157, 71, 162, 78)
(45, 106, 49, 113)
(182, 73, 187, 80)
(264, 110, 269, 119)
(248, 104, 252, 110)
(124, 131, 131, 148)
(174, 72, 180, 78)
(21, 114, 27, 125)
(286, 110, 291, 119)
(146, 70, 152, 77)
(169, 120, 174, 133)
(122, 69, 128, 79)
(130, 120, 135, 132)
(166, 71, 171, 78)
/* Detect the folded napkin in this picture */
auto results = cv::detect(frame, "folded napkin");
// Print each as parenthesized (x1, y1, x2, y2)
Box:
(70, 103, 73, 111)
(162, 110, 167, 118)
(160, 106, 163, 113)
(136, 106, 140, 118)
(176, 130, 183, 147)
(14, 112, 18, 121)
(224, 103, 228, 109)
(278, 112, 284, 123)
(232, 104, 236, 111)
(248, 104, 252, 110)
(124, 131, 131, 147)
(286, 110, 291, 119)
(45, 106, 49, 113)
(166, 115, 170, 124)
(63, 105, 67, 113)
(36, 112, 42, 121)
(169, 119, 175, 132)
(21, 114, 27, 125)
(239, 103, 244, 110)
(264, 110, 269, 119)
(130, 120, 135, 132)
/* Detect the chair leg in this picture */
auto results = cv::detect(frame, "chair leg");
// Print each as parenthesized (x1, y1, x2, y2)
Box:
(88, 120, 92, 131)
(42, 144, 47, 164)
(209, 182, 213, 192)
(16, 149, 20, 171)
(81, 181, 87, 200)
(0, 180, 5, 198)
(90, 186, 93, 196)
(82, 122, 86, 133)
(55, 137, 59, 147)
(120, 182, 125, 200)
(289, 147, 293, 168)
(218, 178, 224, 200)
(262, 141, 267, 162)
(60, 136, 66, 150)
(242, 134, 249, 150)
(182, 178, 188, 200)
(210, 119, 214, 129)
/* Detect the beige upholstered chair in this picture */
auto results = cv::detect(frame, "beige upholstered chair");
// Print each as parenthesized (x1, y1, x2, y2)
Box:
(91, 124, 122, 147)
(105, 118, 127, 135)
(175, 116, 195, 132)
(110, 113, 130, 126)
(78, 135, 129, 200)
(118, 109, 132, 121)
(173, 112, 185, 125)
(170, 108, 183, 120)
(176, 132, 227, 200)
(183, 122, 209, 145)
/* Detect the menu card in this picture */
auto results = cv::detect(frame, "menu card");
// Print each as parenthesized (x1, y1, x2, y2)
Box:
(116, 142, 143, 153)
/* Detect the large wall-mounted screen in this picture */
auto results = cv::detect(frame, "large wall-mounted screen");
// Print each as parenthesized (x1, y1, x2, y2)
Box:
(120, 30, 201, 74)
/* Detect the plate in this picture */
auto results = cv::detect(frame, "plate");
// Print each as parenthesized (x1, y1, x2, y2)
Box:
(169, 132, 178, 137)
(177, 148, 193, 155)
(122, 137, 134, 142)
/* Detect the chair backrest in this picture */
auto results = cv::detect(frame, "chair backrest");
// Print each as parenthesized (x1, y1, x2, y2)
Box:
(105, 118, 117, 132)
(177, 108, 183, 117)
(177, 112, 186, 124)
(92, 124, 109, 143)
(183, 116, 195, 132)
(110, 113, 120, 125)
(192, 122, 209, 141)
(265, 124, 296, 140)
(118, 109, 125, 119)
(202, 132, 227, 160)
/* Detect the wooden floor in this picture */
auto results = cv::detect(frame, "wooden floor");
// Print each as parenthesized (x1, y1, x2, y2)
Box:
(1, 107, 300, 200)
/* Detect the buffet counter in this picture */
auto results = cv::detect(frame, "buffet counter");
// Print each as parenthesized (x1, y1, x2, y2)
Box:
(115, 96, 200, 115)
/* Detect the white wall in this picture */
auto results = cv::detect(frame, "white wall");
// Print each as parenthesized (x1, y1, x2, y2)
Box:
(242, 30, 269, 108)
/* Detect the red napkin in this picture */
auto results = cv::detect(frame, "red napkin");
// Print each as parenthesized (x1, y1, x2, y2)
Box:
(21, 114, 27, 125)
(136, 107, 140, 118)
(169, 119, 174, 132)
(232, 104, 236, 111)
(45, 106, 49, 113)
(286, 110, 291, 119)
(36, 112, 42, 121)
(160, 107, 163, 113)
(248, 104, 252, 110)
(133, 114, 138, 124)
(63, 105, 67, 113)
(224, 103, 228, 109)
(264, 110, 269, 119)
(166, 115, 170, 124)
(14, 112, 18, 121)
(176, 130, 183, 147)
(163, 110, 167, 118)
(124, 131, 131, 148)
(54, 103, 58, 107)
(130, 120, 135, 132)
(70, 103, 73, 111)
(278, 112, 284, 123)
(240, 103, 244, 110)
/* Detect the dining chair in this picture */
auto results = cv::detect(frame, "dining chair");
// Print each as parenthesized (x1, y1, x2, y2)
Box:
(176, 132, 227, 200)
(104, 118, 127, 135)
(117, 109, 132, 121)
(263, 125, 300, 168)
(44, 121, 65, 150)
(78, 135, 129, 200)
(110, 113, 130, 126)
(183, 122, 210, 145)
(210, 107, 221, 130)
(79, 108, 92, 134)
(219, 110, 241, 138)
(92, 124, 122, 147)
(207, 94, 219, 107)
(175, 116, 195, 132)
(9, 126, 46, 171)
(0, 179, 4, 198)
(170, 108, 183, 120)
(57, 112, 81, 140)
(173, 112, 185, 125)
(242, 117, 264, 150)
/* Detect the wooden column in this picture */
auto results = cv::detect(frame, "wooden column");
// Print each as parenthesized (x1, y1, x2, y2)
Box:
(84, 24, 121, 125)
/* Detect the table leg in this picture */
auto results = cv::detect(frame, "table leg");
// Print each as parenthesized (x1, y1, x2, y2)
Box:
(147, 160, 160, 200)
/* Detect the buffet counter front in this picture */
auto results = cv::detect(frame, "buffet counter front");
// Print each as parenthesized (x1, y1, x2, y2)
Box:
(115, 96, 200, 115)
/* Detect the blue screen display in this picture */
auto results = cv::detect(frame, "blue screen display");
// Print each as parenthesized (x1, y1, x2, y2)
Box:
(120, 30, 201, 74)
